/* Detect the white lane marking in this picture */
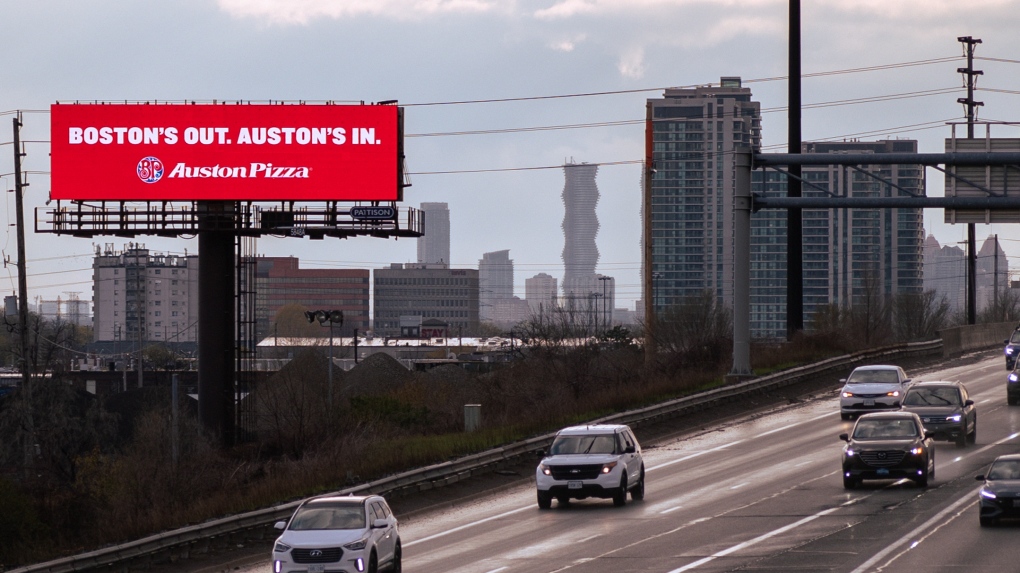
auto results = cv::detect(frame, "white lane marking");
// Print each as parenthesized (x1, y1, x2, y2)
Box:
(484, 568, 509, 573)
(757, 411, 834, 437)
(946, 432, 1020, 465)
(849, 431, 1020, 573)
(730, 482, 748, 490)
(576, 534, 602, 543)
(848, 492, 975, 573)
(660, 506, 683, 514)
(648, 441, 743, 472)
(404, 506, 530, 548)
(666, 506, 841, 572)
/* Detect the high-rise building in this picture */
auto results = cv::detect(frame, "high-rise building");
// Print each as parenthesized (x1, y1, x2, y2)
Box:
(647, 79, 924, 339)
(38, 294, 91, 327)
(923, 235, 966, 314)
(479, 249, 514, 323)
(646, 78, 761, 318)
(92, 243, 199, 343)
(417, 202, 451, 267)
(751, 140, 925, 337)
(373, 263, 479, 336)
(525, 273, 559, 317)
(255, 257, 370, 338)
(977, 235, 1009, 312)
(561, 161, 600, 305)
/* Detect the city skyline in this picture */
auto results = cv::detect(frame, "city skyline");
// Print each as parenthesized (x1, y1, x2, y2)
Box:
(4, 2, 1020, 312)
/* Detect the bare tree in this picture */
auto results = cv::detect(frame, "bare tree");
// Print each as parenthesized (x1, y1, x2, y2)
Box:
(655, 290, 732, 365)
(893, 290, 950, 342)
(979, 286, 1020, 324)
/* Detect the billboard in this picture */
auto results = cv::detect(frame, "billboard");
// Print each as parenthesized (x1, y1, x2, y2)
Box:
(50, 103, 400, 201)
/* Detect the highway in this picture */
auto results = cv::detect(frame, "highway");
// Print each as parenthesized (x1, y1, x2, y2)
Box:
(242, 354, 1020, 572)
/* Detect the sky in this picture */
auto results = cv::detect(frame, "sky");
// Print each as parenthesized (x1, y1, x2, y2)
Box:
(3, 0, 1020, 313)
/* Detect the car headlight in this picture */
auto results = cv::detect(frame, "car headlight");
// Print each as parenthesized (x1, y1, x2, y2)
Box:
(601, 461, 618, 474)
(845, 448, 855, 457)
(886, 390, 900, 397)
(947, 414, 962, 422)
(910, 447, 924, 455)
(1007, 347, 1015, 355)
(842, 391, 854, 398)
(1010, 373, 1018, 383)
(344, 537, 369, 551)
(980, 488, 997, 499)
(539, 464, 551, 476)
(273, 541, 292, 553)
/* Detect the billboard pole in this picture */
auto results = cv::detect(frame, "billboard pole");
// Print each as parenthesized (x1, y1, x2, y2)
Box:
(197, 201, 236, 447)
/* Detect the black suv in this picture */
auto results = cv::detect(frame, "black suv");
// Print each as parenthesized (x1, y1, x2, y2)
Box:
(1008, 367, 1020, 406)
(840, 411, 934, 489)
(1004, 326, 1020, 370)
(900, 381, 976, 447)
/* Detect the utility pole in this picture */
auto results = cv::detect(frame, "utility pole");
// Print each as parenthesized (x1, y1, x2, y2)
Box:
(13, 114, 34, 477)
(994, 234, 1000, 312)
(958, 35, 983, 325)
(786, 0, 804, 339)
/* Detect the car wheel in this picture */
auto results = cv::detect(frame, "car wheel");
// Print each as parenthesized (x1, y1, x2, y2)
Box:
(968, 421, 977, 444)
(613, 476, 627, 507)
(842, 475, 859, 490)
(631, 468, 646, 501)
(537, 491, 552, 510)
(391, 541, 402, 573)
(368, 550, 379, 573)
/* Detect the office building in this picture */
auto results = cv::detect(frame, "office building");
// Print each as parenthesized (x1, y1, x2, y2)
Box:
(562, 161, 600, 304)
(373, 263, 480, 336)
(255, 257, 370, 338)
(417, 202, 451, 267)
(977, 235, 1009, 313)
(479, 249, 514, 323)
(525, 273, 559, 317)
(923, 235, 966, 314)
(38, 294, 91, 327)
(92, 243, 199, 343)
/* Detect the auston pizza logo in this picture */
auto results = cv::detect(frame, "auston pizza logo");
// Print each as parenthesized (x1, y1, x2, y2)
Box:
(137, 157, 164, 184)
(137, 159, 310, 183)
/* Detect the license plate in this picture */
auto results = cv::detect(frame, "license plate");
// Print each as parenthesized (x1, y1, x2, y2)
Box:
(877, 468, 889, 476)
(568, 481, 582, 489)
(308, 565, 325, 573)
(863, 399, 876, 406)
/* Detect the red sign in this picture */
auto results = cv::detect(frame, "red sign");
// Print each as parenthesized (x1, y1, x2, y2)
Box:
(50, 103, 400, 201)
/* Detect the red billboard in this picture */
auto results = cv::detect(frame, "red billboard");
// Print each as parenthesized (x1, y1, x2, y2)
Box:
(50, 103, 400, 201)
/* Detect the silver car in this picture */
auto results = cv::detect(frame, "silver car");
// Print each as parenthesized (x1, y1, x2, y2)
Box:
(839, 365, 911, 420)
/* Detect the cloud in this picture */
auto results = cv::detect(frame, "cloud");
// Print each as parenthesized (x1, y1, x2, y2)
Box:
(534, 0, 780, 20)
(217, 0, 497, 24)
(549, 34, 587, 52)
(617, 46, 645, 79)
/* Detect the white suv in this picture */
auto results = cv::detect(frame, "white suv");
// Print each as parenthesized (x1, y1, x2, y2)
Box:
(272, 494, 401, 573)
(535, 424, 645, 509)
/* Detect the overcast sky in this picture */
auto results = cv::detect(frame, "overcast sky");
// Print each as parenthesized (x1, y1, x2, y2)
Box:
(3, 0, 1020, 312)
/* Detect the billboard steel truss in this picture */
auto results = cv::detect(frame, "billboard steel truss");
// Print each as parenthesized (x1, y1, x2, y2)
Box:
(35, 201, 423, 239)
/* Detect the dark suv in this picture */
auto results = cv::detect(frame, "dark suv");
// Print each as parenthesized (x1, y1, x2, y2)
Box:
(840, 411, 934, 489)
(1008, 368, 1020, 406)
(1005, 327, 1020, 370)
(900, 381, 976, 447)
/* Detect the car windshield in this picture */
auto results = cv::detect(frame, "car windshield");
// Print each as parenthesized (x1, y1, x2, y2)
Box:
(1011, 331, 1020, 343)
(903, 387, 960, 406)
(847, 369, 899, 384)
(988, 460, 1020, 480)
(550, 434, 618, 455)
(852, 419, 919, 439)
(289, 503, 366, 530)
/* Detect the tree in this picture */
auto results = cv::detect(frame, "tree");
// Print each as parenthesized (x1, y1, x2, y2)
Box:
(893, 290, 950, 342)
(655, 290, 732, 358)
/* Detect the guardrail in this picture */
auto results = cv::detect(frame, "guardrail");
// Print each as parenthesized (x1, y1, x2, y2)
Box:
(8, 339, 943, 573)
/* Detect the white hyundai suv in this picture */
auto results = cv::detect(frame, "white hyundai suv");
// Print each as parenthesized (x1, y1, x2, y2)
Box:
(272, 494, 401, 573)
(535, 424, 645, 509)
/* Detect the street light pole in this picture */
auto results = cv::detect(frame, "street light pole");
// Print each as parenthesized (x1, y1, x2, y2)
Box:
(306, 309, 344, 407)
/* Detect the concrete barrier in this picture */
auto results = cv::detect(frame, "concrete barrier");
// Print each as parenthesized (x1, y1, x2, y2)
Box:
(938, 321, 1015, 358)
